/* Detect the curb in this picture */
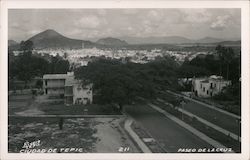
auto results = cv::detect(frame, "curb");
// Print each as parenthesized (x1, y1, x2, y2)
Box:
(124, 119, 152, 153)
(157, 98, 241, 142)
(166, 90, 240, 119)
(148, 103, 234, 153)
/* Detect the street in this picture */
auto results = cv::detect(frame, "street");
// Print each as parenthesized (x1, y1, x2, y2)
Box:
(125, 103, 213, 152)
(180, 100, 240, 135)
(161, 92, 240, 135)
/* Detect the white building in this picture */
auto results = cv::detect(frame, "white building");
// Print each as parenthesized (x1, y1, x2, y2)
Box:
(192, 75, 231, 97)
(43, 74, 68, 98)
(43, 72, 93, 105)
(64, 75, 93, 105)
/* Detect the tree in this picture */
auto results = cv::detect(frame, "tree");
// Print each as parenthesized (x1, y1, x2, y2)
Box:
(224, 47, 234, 80)
(63, 52, 68, 59)
(75, 57, 179, 111)
(36, 79, 43, 89)
(20, 40, 33, 51)
(15, 41, 34, 85)
(181, 45, 239, 83)
(215, 45, 235, 80)
(8, 40, 51, 87)
(49, 56, 70, 74)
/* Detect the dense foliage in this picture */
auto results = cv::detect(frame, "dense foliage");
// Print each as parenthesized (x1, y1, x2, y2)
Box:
(75, 56, 179, 108)
(75, 45, 240, 108)
(8, 42, 240, 107)
(8, 40, 70, 85)
(179, 45, 240, 83)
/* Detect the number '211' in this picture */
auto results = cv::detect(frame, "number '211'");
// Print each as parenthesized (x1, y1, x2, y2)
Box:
(118, 147, 130, 152)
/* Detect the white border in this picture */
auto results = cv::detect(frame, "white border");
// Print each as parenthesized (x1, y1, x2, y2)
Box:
(1, 1, 249, 160)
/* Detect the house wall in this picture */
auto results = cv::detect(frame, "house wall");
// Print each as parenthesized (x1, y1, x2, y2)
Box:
(43, 79, 65, 88)
(192, 79, 203, 96)
(43, 73, 93, 105)
(73, 84, 93, 105)
(43, 79, 65, 96)
(199, 82, 210, 97)
(46, 88, 65, 95)
(192, 78, 231, 98)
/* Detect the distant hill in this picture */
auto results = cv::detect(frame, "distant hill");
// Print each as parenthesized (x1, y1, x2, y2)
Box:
(27, 29, 94, 49)
(197, 37, 225, 44)
(8, 40, 18, 46)
(216, 40, 241, 46)
(120, 36, 194, 44)
(96, 37, 128, 46)
(16, 29, 240, 50)
(119, 36, 238, 45)
(8, 40, 20, 50)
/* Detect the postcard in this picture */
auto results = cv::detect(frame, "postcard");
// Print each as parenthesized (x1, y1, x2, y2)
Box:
(0, 0, 249, 160)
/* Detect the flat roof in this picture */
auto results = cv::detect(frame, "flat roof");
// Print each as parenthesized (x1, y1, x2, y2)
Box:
(65, 76, 79, 86)
(43, 74, 68, 80)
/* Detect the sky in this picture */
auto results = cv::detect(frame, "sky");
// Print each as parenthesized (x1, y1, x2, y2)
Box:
(8, 9, 241, 42)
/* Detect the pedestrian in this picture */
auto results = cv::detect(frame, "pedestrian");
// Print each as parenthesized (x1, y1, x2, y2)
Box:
(59, 118, 64, 130)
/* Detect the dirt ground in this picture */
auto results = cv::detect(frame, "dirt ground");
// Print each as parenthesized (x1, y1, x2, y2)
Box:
(8, 118, 139, 153)
(93, 118, 140, 153)
(8, 92, 138, 153)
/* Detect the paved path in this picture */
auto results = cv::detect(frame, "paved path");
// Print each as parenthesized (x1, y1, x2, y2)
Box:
(164, 91, 241, 135)
(125, 103, 213, 152)
(148, 103, 230, 151)
(124, 119, 152, 153)
(157, 98, 240, 142)
(166, 90, 240, 119)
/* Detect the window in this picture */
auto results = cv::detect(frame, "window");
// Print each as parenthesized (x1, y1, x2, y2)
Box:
(210, 83, 213, 89)
(203, 87, 205, 92)
(45, 80, 47, 86)
(207, 90, 209, 95)
(200, 84, 202, 89)
(65, 86, 73, 95)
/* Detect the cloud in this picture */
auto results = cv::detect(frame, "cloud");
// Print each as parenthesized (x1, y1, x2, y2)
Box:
(210, 15, 231, 30)
(8, 9, 241, 41)
(75, 15, 103, 29)
(181, 9, 212, 23)
(28, 29, 42, 35)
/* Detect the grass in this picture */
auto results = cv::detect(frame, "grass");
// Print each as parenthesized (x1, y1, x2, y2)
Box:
(193, 96, 240, 116)
(8, 117, 98, 153)
(8, 94, 33, 115)
(38, 103, 122, 115)
(8, 91, 122, 116)
(152, 100, 241, 153)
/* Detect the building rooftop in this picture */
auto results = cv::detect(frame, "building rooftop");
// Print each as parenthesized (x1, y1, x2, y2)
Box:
(43, 74, 68, 80)
(65, 76, 80, 86)
(43, 72, 74, 80)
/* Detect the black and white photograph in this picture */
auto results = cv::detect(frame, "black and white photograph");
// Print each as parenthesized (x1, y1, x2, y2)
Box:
(1, 0, 250, 160)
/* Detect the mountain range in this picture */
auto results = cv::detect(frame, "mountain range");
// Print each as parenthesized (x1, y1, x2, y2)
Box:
(96, 37, 128, 46)
(119, 36, 233, 44)
(8, 29, 241, 49)
(27, 29, 94, 49)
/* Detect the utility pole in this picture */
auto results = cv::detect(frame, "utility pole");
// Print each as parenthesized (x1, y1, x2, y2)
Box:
(180, 98, 185, 121)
